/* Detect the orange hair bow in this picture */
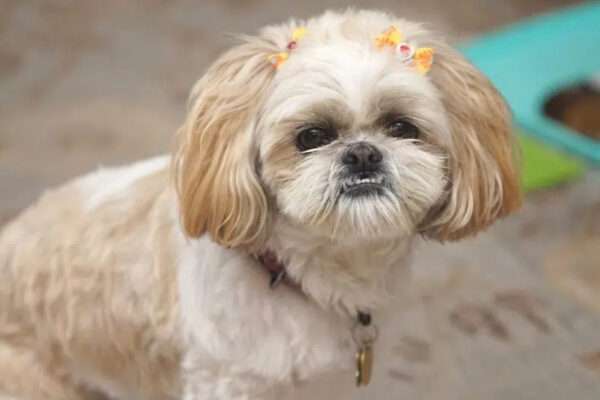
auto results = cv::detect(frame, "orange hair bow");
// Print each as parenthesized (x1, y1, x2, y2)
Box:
(375, 26, 434, 75)
(268, 27, 307, 69)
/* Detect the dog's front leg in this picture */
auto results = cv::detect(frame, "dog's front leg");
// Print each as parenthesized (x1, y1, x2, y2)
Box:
(182, 372, 281, 400)
(182, 353, 283, 400)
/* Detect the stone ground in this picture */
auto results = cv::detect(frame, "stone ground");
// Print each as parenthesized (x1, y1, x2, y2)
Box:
(1, 1, 599, 399)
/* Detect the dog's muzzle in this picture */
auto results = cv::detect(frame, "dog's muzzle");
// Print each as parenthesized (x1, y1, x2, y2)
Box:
(340, 141, 386, 197)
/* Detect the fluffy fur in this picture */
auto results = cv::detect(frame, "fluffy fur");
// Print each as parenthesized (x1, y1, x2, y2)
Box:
(0, 10, 521, 400)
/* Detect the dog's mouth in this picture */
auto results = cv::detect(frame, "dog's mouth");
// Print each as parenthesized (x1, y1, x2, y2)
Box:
(340, 174, 386, 197)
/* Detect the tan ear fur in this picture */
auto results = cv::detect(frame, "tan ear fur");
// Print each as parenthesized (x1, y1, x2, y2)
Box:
(424, 43, 522, 241)
(173, 36, 278, 248)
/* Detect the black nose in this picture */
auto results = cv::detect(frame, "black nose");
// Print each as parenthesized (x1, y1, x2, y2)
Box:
(341, 142, 383, 173)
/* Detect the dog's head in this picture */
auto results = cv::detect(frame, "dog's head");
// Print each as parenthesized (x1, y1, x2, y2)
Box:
(174, 10, 521, 249)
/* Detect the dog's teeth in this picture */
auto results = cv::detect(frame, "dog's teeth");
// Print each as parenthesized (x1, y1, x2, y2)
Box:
(342, 175, 385, 192)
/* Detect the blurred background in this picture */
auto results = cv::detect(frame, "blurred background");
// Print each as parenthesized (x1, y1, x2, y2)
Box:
(1, 1, 599, 399)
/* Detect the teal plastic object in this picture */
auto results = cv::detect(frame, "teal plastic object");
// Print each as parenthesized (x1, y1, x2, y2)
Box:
(461, 2, 600, 163)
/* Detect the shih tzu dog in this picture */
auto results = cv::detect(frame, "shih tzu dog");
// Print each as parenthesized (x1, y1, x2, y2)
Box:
(0, 9, 521, 400)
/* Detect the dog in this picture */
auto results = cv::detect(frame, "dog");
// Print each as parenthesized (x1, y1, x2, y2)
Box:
(0, 9, 521, 400)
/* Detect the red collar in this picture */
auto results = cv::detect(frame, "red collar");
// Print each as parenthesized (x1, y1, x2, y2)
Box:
(255, 250, 373, 327)
(256, 249, 292, 289)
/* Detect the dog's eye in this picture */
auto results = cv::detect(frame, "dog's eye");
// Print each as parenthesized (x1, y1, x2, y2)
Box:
(296, 127, 336, 151)
(387, 119, 420, 139)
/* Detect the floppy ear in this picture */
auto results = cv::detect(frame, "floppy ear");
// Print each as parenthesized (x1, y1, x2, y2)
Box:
(423, 43, 522, 241)
(173, 36, 278, 248)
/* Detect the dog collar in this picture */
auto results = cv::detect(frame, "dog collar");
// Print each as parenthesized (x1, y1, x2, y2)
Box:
(256, 249, 292, 289)
(255, 249, 378, 387)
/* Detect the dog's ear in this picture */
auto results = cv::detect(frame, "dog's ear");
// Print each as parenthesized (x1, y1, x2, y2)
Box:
(422, 43, 522, 241)
(173, 36, 278, 248)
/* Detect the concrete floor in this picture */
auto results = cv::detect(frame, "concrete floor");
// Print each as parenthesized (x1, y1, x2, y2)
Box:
(1, 1, 599, 399)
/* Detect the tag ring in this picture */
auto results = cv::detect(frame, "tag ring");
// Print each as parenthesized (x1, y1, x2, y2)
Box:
(352, 321, 378, 346)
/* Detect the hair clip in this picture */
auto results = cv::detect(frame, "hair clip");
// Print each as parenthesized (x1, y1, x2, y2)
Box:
(268, 27, 307, 69)
(413, 47, 434, 75)
(374, 26, 434, 75)
(375, 26, 403, 49)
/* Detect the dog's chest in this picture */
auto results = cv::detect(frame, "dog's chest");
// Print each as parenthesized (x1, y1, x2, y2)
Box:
(178, 238, 361, 382)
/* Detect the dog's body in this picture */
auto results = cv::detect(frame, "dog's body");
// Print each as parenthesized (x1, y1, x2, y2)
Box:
(0, 10, 521, 400)
(0, 156, 409, 399)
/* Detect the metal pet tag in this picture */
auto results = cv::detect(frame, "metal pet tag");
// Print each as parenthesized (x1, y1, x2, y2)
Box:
(355, 344, 374, 386)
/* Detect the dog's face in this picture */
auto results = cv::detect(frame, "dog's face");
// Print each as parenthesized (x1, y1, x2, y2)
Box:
(259, 36, 448, 240)
(174, 10, 522, 248)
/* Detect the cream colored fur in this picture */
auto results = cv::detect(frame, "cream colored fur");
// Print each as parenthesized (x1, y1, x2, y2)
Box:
(0, 9, 521, 400)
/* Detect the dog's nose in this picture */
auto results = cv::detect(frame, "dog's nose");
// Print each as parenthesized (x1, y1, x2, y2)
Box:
(341, 142, 383, 173)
